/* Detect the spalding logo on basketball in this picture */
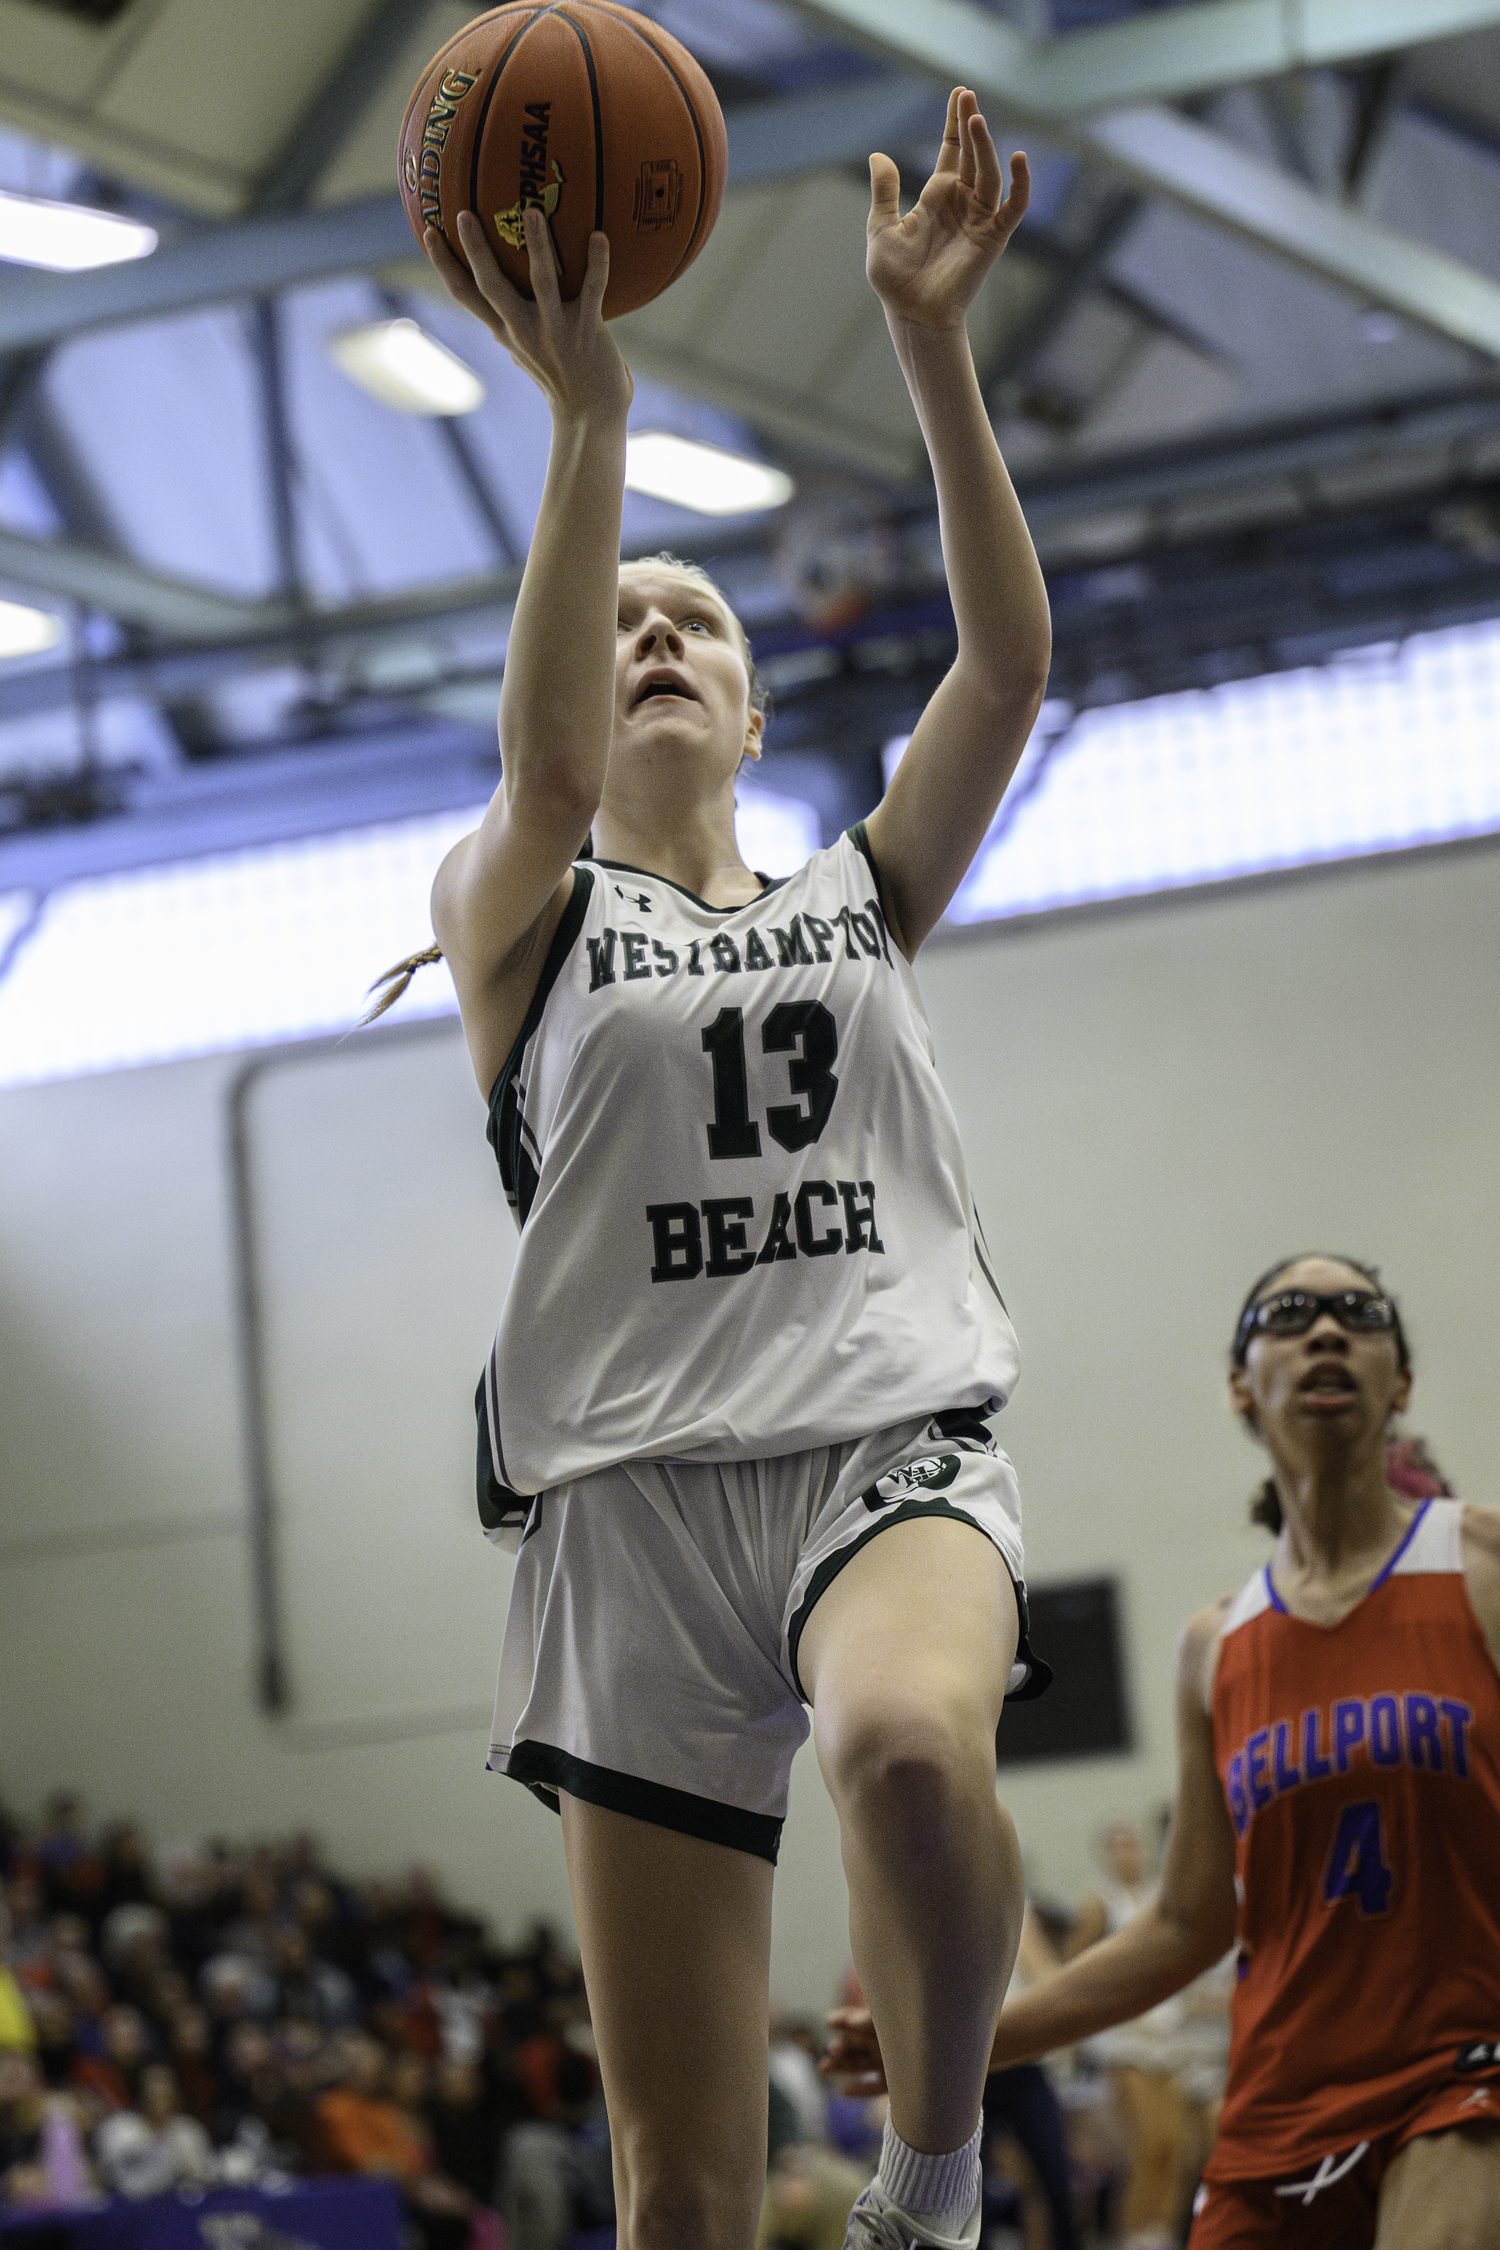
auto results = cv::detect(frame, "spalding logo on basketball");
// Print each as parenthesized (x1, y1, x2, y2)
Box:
(398, 2, 727, 321)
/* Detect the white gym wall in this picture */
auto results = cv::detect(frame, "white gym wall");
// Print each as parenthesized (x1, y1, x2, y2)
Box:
(3, 834, 1498, 2009)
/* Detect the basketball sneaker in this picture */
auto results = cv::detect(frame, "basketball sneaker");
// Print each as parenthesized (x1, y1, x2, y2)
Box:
(842, 2177, 982, 2250)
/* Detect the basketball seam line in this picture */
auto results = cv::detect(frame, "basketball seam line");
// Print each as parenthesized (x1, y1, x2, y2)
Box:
(607, 10, 710, 280)
(467, 5, 565, 228)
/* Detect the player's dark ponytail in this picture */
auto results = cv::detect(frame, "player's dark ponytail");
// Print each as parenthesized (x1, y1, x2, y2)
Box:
(1250, 1478, 1282, 1534)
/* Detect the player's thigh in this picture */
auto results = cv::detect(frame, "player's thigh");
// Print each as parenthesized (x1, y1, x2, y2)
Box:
(798, 1514, 1018, 1763)
(1374, 2122, 1500, 2250)
(560, 1793, 773, 2241)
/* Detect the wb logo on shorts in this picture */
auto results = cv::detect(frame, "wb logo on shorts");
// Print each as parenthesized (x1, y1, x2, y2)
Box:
(863, 1454, 962, 1510)
(1455, 2037, 1500, 2074)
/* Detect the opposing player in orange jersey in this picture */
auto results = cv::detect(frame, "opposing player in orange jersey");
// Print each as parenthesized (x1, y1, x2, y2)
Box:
(825, 1253, 1500, 2249)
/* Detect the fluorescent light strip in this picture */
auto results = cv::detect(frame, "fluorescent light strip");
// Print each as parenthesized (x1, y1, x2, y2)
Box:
(0, 598, 64, 660)
(327, 319, 485, 416)
(951, 616, 1500, 925)
(0, 788, 822, 1089)
(0, 186, 156, 272)
(626, 432, 794, 516)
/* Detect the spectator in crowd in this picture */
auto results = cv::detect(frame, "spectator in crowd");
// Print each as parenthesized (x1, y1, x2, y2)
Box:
(0, 2046, 96, 2213)
(316, 2029, 475, 2249)
(165, 2006, 218, 2124)
(769, 2018, 829, 2150)
(426, 2055, 507, 2207)
(71, 2004, 151, 2116)
(94, 2062, 216, 2199)
(499, 2046, 614, 2250)
(1068, 1821, 1228, 2250)
(0, 2048, 46, 2200)
(981, 1900, 1083, 2250)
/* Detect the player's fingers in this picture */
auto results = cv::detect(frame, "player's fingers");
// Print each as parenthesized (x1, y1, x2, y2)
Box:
(934, 86, 964, 177)
(955, 89, 980, 190)
(822, 2064, 887, 2094)
(969, 110, 1004, 210)
(424, 225, 489, 310)
(867, 151, 902, 231)
(453, 209, 526, 320)
(578, 229, 611, 318)
(524, 202, 563, 313)
(1002, 150, 1032, 228)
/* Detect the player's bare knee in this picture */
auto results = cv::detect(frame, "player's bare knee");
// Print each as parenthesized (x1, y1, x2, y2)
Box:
(824, 1694, 994, 1858)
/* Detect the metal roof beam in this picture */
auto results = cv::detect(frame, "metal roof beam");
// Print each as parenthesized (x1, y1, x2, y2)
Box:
(3, 379, 1500, 725)
(0, 194, 415, 357)
(785, 0, 1500, 360)
(786, 2, 1500, 122)
(0, 74, 951, 362)
(0, 527, 291, 638)
(1023, 1, 1500, 116)
(253, 0, 429, 214)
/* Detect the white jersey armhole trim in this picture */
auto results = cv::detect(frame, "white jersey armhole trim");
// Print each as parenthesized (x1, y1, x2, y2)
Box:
(1222, 1568, 1276, 1637)
(1389, 1494, 1464, 1574)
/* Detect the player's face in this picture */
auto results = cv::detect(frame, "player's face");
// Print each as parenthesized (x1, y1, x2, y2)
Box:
(1228, 1255, 1411, 1450)
(612, 569, 762, 781)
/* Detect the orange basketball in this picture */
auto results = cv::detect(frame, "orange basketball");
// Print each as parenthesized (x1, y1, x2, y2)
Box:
(398, 2, 727, 321)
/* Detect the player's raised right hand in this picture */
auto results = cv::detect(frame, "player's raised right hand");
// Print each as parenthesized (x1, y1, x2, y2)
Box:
(820, 2006, 890, 2096)
(424, 205, 633, 424)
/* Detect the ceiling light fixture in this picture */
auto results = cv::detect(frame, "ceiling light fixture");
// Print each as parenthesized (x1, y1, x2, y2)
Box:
(327, 319, 485, 416)
(0, 598, 65, 661)
(0, 187, 157, 272)
(626, 433, 794, 516)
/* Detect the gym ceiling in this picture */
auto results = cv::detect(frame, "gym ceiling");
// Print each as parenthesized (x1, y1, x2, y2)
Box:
(3, 0, 1500, 879)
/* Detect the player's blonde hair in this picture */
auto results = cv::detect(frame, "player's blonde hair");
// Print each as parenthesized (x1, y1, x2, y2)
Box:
(361, 555, 765, 1025)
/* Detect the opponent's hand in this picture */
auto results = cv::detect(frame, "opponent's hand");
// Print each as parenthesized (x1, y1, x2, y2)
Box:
(866, 88, 1029, 330)
(424, 205, 633, 422)
(820, 2006, 889, 2096)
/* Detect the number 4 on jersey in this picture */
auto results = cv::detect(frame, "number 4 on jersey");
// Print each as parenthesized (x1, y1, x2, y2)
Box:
(1322, 1800, 1393, 1916)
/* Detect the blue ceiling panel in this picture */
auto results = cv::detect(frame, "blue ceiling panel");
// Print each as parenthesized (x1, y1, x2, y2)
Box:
(0, 445, 63, 538)
(278, 276, 502, 601)
(44, 306, 278, 595)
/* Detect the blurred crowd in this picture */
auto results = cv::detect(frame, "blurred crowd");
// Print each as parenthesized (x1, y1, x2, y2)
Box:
(0, 1791, 606, 2249)
(1, 1790, 1226, 2250)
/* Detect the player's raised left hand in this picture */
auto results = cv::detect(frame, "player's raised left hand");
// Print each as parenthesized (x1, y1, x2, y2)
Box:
(866, 87, 1029, 330)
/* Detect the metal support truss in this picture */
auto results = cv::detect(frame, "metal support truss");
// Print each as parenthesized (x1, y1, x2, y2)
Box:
(786, 0, 1500, 360)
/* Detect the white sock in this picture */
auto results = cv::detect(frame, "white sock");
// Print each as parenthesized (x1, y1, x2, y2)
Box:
(877, 2115, 982, 2221)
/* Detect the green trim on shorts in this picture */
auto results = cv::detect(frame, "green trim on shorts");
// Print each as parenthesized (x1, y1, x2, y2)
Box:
(785, 1499, 1053, 1706)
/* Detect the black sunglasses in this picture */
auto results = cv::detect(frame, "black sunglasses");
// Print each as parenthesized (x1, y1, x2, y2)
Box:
(1234, 1289, 1398, 1360)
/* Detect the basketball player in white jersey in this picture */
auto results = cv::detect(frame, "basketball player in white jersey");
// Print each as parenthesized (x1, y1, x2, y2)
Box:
(406, 89, 1053, 2250)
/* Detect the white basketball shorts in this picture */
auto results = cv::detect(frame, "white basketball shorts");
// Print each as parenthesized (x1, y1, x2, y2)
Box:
(486, 1409, 1050, 1862)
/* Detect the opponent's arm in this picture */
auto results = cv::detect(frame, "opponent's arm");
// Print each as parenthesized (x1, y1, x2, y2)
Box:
(423, 207, 633, 1086)
(824, 1602, 1238, 2091)
(861, 89, 1051, 957)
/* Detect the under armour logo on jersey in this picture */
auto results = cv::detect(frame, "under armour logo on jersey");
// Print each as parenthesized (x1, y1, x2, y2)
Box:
(1456, 2037, 1500, 2074)
(614, 886, 652, 912)
(1459, 2088, 1494, 2112)
(1273, 2143, 1370, 2206)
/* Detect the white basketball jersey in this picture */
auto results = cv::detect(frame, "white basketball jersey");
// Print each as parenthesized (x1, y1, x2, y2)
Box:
(480, 827, 1019, 1498)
